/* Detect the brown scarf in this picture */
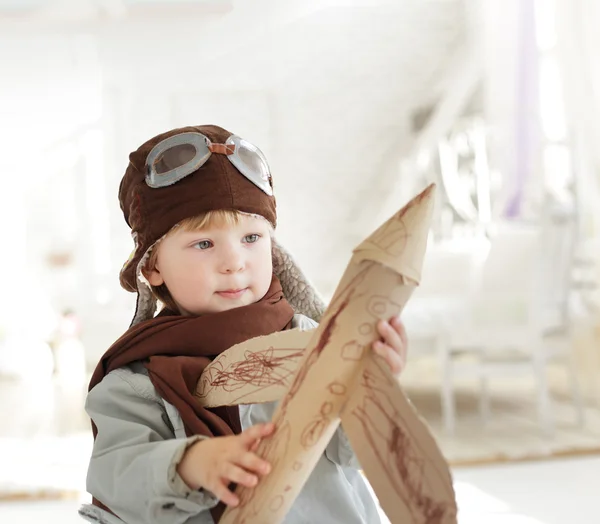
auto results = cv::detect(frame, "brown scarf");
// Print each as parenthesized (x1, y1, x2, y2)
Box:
(88, 275, 295, 522)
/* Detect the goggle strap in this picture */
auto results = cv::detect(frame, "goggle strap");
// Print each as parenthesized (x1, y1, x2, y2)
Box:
(208, 143, 236, 155)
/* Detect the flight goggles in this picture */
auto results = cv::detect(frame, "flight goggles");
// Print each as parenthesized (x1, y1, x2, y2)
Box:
(145, 131, 273, 195)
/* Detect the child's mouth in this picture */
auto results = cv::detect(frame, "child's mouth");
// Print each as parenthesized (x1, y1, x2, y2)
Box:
(216, 288, 248, 299)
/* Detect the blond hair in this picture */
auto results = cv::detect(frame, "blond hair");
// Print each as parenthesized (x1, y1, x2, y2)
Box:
(144, 210, 270, 312)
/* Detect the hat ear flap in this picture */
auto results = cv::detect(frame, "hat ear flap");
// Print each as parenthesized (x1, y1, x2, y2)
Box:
(130, 284, 158, 327)
(129, 242, 160, 326)
(272, 238, 326, 323)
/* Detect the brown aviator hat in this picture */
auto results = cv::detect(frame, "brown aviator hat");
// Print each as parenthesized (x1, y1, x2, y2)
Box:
(118, 124, 325, 326)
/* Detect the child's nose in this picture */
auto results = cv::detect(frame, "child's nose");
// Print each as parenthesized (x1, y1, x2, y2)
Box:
(219, 245, 245, 273)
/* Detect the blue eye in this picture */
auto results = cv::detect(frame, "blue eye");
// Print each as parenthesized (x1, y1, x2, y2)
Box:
(244, 234, 260, 244)
(194, 240, 213, 250)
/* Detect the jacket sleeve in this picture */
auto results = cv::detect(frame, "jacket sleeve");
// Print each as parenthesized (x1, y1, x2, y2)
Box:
(325, 424, 362, 469)
(85, 368, 218, 524)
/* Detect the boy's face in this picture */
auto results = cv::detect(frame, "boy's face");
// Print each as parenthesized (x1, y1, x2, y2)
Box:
(146, 215, 273, 316)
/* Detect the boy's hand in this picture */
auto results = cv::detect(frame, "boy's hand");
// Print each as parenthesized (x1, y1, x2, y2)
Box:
(372, 316, 408, 379)
(177, 422, 274, 507)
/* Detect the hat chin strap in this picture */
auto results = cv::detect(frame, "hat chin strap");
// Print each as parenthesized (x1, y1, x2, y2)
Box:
(129, 238, 326, 327)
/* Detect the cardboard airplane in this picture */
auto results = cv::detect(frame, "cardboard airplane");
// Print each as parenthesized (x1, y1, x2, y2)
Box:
(195, 184, 457, 524)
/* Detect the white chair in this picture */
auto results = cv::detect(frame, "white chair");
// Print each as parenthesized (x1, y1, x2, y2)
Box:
(402, 238, 488, 432)
(403, 239, 487, 347)
(439, 224, 585, 437)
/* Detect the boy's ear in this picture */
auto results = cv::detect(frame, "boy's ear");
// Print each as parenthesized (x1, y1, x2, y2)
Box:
(143, 265, 164, 287)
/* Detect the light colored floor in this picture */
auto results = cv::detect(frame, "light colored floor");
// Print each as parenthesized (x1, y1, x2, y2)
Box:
(1, 455, 597, 523)
(451, 456, 599, 524)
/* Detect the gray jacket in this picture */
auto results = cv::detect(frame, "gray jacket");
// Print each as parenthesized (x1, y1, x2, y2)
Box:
(79, 314, 381, 524)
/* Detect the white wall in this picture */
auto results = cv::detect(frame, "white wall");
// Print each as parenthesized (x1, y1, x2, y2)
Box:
(0, 0, 466, 360)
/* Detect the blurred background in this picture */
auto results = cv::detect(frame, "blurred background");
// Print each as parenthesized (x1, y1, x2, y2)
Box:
(0, 0, 599, 523)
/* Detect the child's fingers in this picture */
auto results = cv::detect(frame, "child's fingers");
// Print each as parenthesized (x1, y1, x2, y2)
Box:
(223, 464, 259, 488)
(390, 316, 408, 355)
(235, 450, 271, 476)
(377, 319, 404, 353)
(249, 438, 261, 452)
(211, 480, 239, 507)
(373, 341, 405, 375)
(240, 423, 275, 447)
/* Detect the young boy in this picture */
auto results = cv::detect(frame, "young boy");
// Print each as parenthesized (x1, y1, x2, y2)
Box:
(80, 125, 408, 524)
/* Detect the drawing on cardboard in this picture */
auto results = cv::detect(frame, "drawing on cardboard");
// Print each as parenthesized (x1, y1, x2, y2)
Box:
(195, 184, 458, 524)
